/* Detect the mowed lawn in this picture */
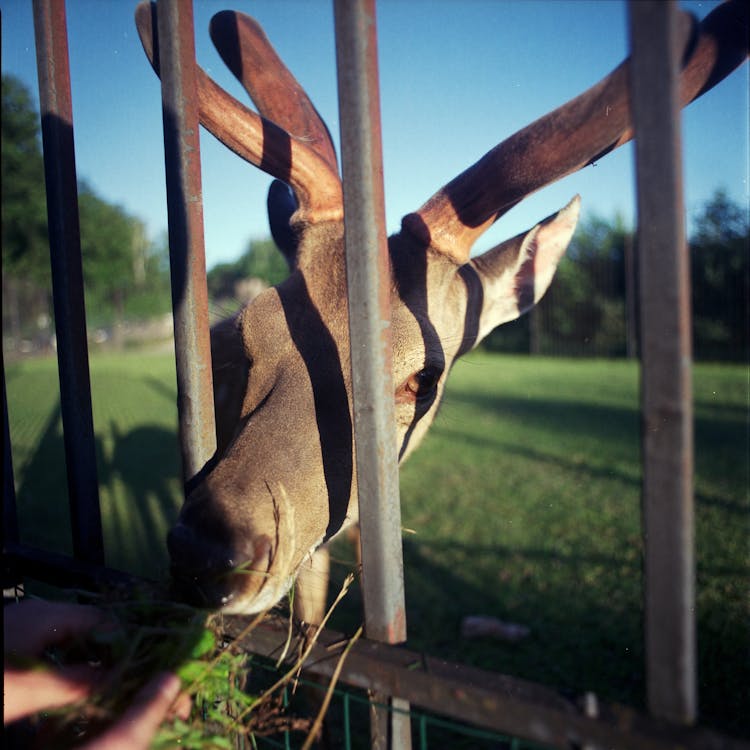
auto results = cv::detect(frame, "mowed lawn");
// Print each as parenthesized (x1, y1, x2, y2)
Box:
(5, 351, 748, 736)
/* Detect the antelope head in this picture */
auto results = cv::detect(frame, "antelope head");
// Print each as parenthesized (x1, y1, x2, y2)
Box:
(136, 2, 748, 614)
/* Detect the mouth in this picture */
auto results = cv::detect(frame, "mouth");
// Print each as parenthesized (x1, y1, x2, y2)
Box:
(167, 483, 310, 614)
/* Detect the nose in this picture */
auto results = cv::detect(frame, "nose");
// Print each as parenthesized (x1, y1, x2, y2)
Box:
(167, 521, 273, 609)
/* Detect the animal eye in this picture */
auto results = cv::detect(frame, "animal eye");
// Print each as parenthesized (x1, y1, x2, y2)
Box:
(405, 366, 441, 400)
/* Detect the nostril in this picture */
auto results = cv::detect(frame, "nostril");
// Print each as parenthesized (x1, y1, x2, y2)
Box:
(167, 522, 233, 575)
(167, 522, 275, 594)
(167, 529, 275, 611)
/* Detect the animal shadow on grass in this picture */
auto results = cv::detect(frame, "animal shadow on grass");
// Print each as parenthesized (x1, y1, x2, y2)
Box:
(14, 400, 74, 557)
(14, 396, 182, 581)
(97, 420, 182, 579)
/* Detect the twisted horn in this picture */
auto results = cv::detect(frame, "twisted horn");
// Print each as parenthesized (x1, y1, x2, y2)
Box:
(134, 1, 342, 225)
(403, 0, 749, 264)
(209, 10, 338, 175)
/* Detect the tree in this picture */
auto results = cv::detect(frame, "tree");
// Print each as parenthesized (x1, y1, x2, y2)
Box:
(2, 75, 171, 352)
(2, 75, 52, 350)
(1, 75, 49, 283)
(78, 184, 135, 333)
(690, 190, 749, 361)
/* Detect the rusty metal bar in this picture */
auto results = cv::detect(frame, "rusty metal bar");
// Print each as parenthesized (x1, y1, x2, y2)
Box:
(628, 0, 696, 725)
(156, 0, 216, 484)
(1, 17, 19, 560)
(333, 0, 411, 747)
(32, 0, 104, 566)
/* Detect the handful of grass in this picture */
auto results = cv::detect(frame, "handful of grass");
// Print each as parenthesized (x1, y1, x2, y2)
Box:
(40, 592, 304, 748)
(38, 575, 358, 748)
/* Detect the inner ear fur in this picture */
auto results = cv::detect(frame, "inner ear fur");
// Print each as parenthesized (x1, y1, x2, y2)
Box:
(468, 195, 580, 343)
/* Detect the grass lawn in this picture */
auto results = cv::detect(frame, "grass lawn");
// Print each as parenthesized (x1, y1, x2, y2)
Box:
(5, 350, 748, 737)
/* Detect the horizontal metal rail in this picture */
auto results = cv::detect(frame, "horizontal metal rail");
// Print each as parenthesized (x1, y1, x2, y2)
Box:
(5, 543, 143, 593)
(223, 616, 749, 750)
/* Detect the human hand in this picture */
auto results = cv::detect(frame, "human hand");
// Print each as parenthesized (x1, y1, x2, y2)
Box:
(78, 672, 182, 750)
(4, 600, 189, 748)
(4, 600, 106, 723)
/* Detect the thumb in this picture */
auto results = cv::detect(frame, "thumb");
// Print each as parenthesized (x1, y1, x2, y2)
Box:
(81, 673, 181, 750)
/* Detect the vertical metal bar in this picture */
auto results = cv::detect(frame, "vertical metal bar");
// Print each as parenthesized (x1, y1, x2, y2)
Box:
(1, 11, 19, 561)
(628, 0, 696, 724)
(333, 1, 411, 748)
(156, 0, 216, 484)
(32, 0, 104, 565)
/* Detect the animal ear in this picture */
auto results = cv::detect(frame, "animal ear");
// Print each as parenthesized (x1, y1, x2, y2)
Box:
(267, 180, 299, 269)
(469, 196, 580, 343)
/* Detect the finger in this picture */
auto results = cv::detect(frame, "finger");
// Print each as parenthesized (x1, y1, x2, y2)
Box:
(82, 673, 181, 750)
(169, 691, 193, 722)
(3, 665, 99, 724)
(4, 601, 105, 658)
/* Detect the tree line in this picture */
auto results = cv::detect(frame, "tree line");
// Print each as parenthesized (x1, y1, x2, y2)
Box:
(3, 74, 747, 362)
(484, 191, 748, 362)
(2, 75, 171, 352)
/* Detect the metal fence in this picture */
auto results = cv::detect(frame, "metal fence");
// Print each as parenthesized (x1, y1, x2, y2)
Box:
(2, 1, 747, 749)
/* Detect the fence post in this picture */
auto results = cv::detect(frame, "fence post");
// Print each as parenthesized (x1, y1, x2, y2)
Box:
(155, 0, 216, 484)
(628, 0, 696, 725)
(32, 0, 104, 565)
(333, 0, 411, 747)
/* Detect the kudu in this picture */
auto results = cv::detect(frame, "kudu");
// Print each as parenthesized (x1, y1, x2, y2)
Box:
(135, 2, 747, 620)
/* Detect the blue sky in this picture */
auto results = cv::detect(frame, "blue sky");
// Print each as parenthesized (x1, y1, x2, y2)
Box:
(3, 0, 748, 269)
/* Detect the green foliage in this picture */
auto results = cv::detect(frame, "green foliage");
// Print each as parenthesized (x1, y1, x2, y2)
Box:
(690, 190, 749, 361)
(38, 593, 298, 748)
(78, 183, 137, 324)
(1, 75, 49, 285)
(77, 184, 172, 329)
